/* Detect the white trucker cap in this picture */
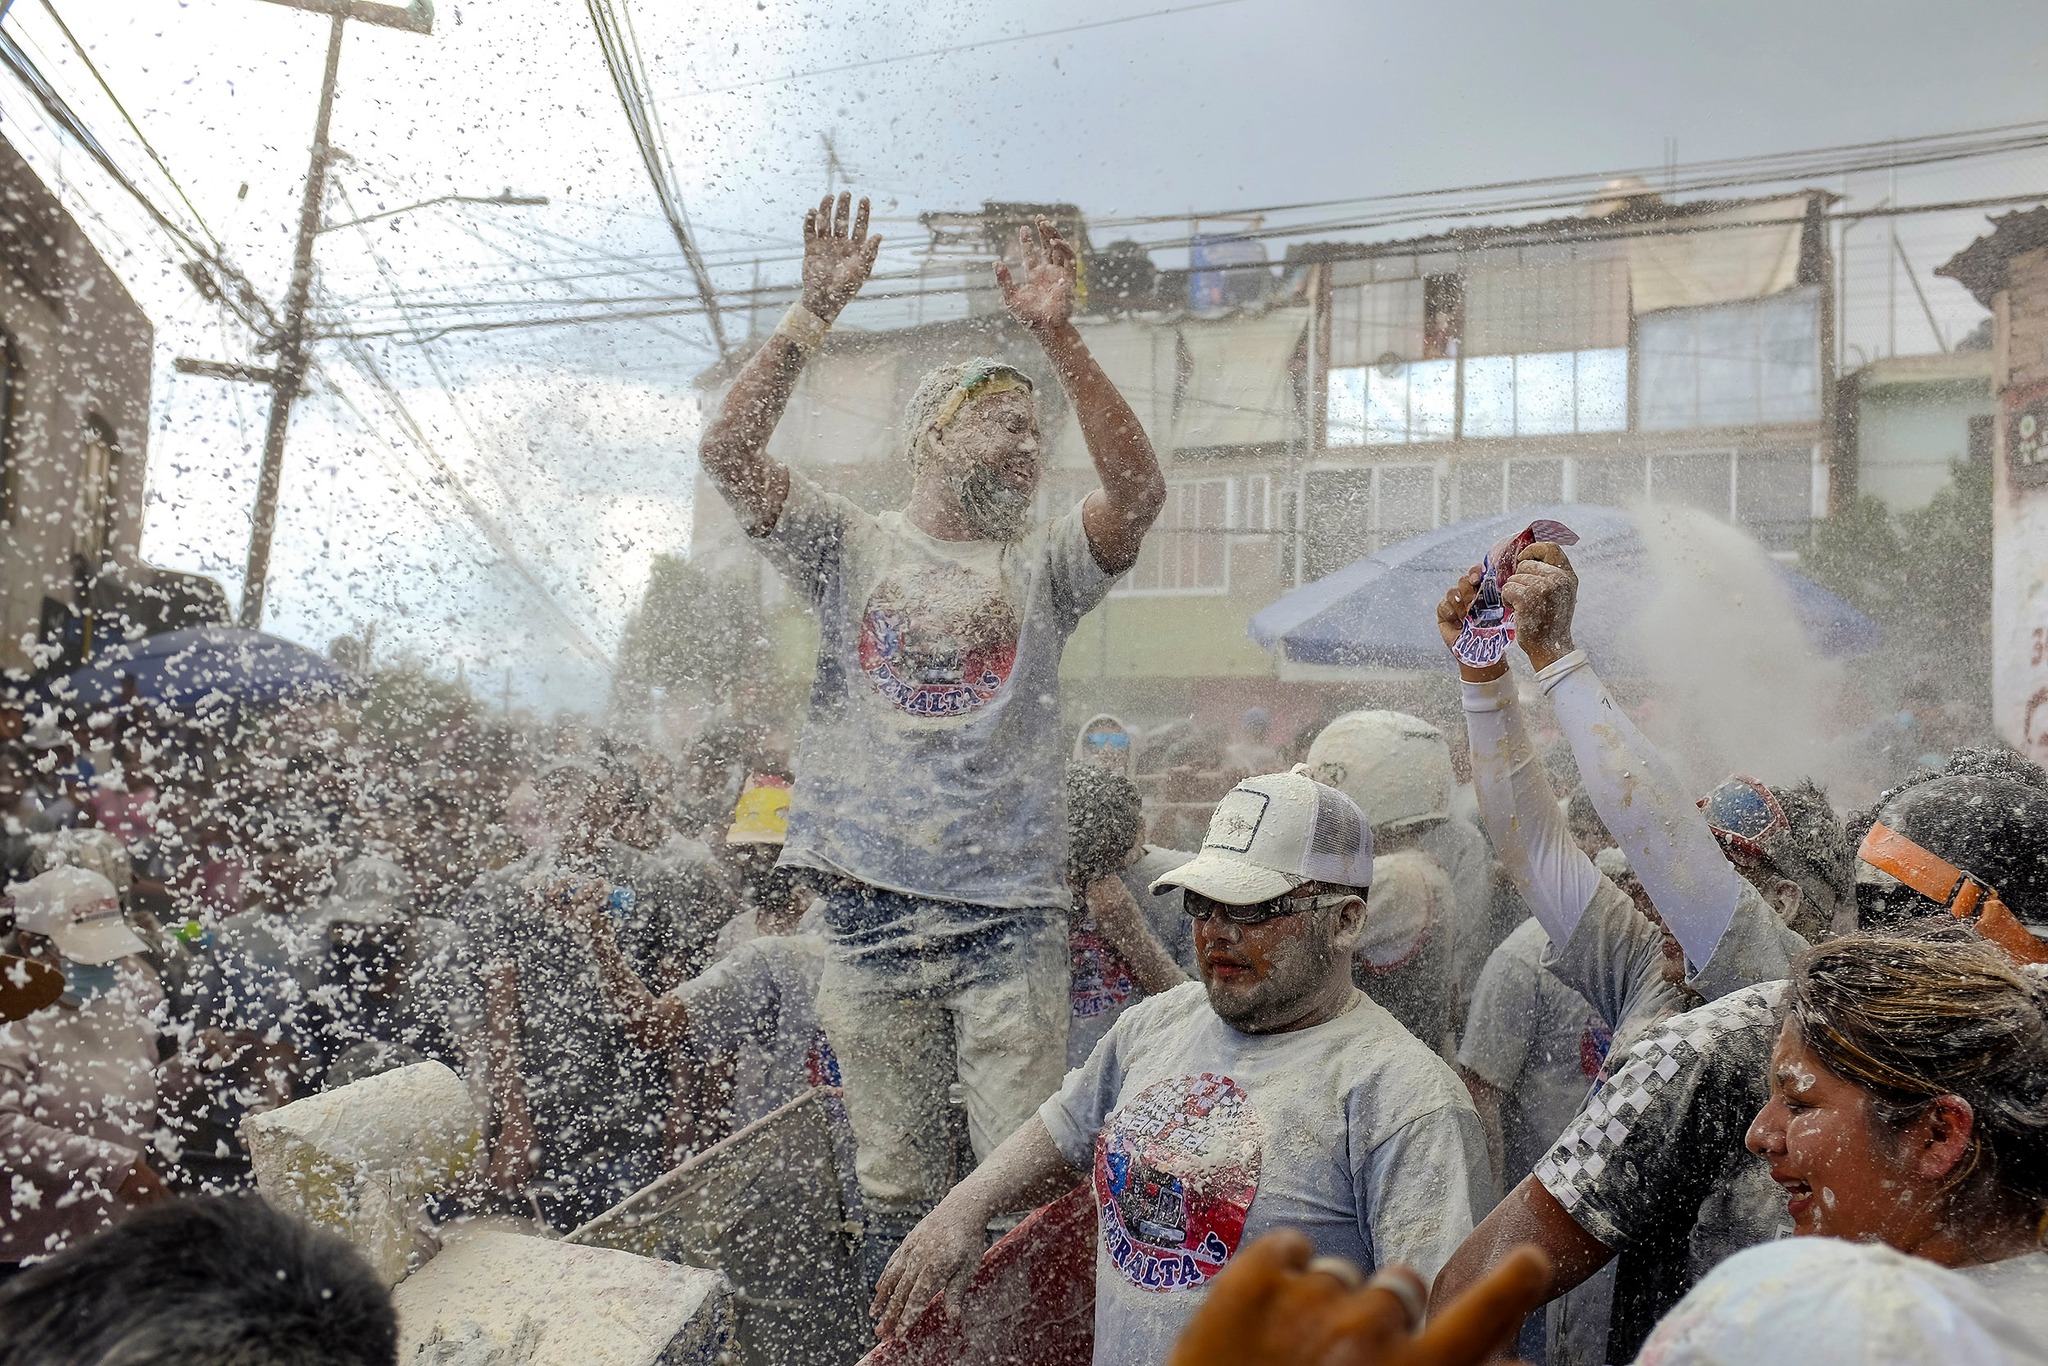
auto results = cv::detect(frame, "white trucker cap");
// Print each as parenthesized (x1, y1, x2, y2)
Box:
(1152, 768, 1374, 905)
(6, 865, 145, 965)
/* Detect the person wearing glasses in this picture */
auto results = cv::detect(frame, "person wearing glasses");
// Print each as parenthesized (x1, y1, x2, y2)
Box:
(697, 191, 1166, 1283)
(869, 770, 1488, 1366)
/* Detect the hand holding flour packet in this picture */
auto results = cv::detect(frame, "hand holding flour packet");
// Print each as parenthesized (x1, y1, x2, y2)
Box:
(1453, 518, 1579, 668)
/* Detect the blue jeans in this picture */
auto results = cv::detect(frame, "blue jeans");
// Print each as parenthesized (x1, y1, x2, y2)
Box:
(815, 883, 1069, 1244)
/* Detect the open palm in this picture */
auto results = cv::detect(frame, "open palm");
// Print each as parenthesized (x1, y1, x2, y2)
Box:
(802, 191, 881, 321)
(997, 216, 1077, 330)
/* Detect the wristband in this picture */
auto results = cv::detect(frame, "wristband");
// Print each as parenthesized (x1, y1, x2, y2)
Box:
(1461, 675, 1514, 713)
(1534, 647, 1589, 695)
(775, 303, 831, 353)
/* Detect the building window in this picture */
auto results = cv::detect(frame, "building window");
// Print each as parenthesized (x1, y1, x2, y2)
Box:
(1237, 474, 1272, 533)
(1327, 358, 1456, 446)
(80, 416, 120, 565)
(1461, 348, 1628, 438)
(1638, 287, 1822, 431)
(1275, 481, 1301, 586)
(1301, 464, 1442, 579)
(1119, 477, 1231, 594)
(1736, 448, 1814, 551)
(1644, 448, 1806, 547)
(1422, 273, 1464, 360)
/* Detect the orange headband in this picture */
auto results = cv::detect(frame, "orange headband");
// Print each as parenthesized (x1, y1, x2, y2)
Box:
(1859, 821, 2048, 965)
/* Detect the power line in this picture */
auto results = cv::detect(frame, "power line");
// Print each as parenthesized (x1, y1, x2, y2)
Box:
(585, 0, 729, 356)
(321, 189, 2048, 345)
(328, 184, 614, 667)
(676, 0, 1258, 99)
(35, 0, 221, 255)
(0, 12, 275, 336)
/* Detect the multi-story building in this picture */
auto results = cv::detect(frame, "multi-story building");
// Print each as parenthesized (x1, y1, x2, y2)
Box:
(689, 188, 1842, 736)
(0, 131, 190, 674)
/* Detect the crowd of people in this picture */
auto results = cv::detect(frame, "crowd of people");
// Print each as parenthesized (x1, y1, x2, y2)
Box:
(3, 191, 2046, 1366)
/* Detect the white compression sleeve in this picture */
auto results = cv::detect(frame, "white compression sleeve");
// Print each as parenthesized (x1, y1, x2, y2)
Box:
(1463, 674, 1603, 950)
(1538, 653, 1740, 972)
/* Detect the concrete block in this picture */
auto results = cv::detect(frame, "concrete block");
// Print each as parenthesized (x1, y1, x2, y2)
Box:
(245, 1061, 480, 1286)
(394, 1226, 734, 1366)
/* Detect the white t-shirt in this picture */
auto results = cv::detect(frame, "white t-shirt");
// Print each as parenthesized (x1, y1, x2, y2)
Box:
(1957, 1251, 2048, 1341)
(758, 471, 1115, 911)
(1457, 917, 1608, 1186)
(670, 930, 831, 1132)
(1040, 981, 1488, 1366)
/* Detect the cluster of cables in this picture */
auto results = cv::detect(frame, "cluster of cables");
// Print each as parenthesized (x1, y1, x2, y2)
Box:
(584, 0, 730, 358)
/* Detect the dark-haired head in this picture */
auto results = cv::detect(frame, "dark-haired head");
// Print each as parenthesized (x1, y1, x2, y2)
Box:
(0, 1196, 396, 1366)
(1852, 767, 2048, 934)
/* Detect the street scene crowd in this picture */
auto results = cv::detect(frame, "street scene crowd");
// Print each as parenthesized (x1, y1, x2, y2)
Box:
(2, 197, 2046, 1366)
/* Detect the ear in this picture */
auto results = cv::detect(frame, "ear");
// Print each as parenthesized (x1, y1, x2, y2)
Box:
(1331, 892, 1369, 951)
(1906, 1094, 1978, 1183)
(1764, 877, 1804, 925)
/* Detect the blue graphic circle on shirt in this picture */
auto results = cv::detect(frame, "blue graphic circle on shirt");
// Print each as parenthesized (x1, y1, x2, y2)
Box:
(1094, 1073, 1262, 1294)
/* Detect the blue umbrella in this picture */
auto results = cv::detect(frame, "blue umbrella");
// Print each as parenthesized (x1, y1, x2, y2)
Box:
(1248, 503, 1881, 674)
(44, 625, 362, 714)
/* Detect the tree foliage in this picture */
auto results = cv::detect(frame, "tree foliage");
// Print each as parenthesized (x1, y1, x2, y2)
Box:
(1803, 451, 1993, 699)
(615, 554, 766, 698)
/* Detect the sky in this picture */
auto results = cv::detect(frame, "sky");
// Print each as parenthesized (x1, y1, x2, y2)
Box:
(4, 0, 2046, 712)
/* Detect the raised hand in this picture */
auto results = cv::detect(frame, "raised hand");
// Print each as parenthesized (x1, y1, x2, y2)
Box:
(1437, 566, 1484, 655)
(802, 191, 882, 322)
(1167, 1230, 1552, 1366)
(1498, 543, 1579, 671)
(997, 215, 1078, 332)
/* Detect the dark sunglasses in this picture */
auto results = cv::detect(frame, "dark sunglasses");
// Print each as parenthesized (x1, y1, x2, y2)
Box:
(1183, 889, 1351, 927)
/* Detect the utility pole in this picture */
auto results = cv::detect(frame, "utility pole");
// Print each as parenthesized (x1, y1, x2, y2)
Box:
(232, 0, 434, 629)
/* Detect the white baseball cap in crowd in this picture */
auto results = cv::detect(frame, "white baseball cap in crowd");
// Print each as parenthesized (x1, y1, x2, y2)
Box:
(1637, 1238, 2044, 1366)
(1152, 767, 1374, 905)
(6, 865, 146, 965)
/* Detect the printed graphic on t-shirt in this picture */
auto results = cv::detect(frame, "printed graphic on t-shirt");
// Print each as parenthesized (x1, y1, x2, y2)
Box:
(1579, 1015, 1613, 1080)
(806, 1029, 841, 1088)
(857, 562, 1019, 717)
(1071, 926, 1138, 1021)
(1095, 1073, 1262, 1294)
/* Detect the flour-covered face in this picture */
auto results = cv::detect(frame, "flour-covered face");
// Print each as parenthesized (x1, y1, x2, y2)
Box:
(1189, 890, 1359, 1034)
(1745, 1024, 1930, 1241)
(926, 389, 1041, 540)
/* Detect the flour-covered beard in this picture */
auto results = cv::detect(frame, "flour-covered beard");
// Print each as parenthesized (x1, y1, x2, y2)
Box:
(953, 463, 1033, 541)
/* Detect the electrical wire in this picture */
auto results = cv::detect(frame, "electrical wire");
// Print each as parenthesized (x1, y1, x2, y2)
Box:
(328, 184, 614, 666)
(35, 0, 221, 255)
(675, 0, 1258, 100)
(585, 0, 729, 356)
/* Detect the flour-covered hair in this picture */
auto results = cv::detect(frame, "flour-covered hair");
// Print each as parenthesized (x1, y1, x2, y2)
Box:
(900, 357, 1034, 470)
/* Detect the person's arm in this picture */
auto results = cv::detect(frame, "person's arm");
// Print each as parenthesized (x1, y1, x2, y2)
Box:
(1501, 546, 1743, 975)
(999, 217, 1165, 574)
(558, 884, 689, 1054)
(1454, 932, 1535, 1188)
(1456, 1068, 1507, 1192)
(870, 1115, 1079, 1336)
(1429, 1175, 1614, 1320)
(1084, 872, 1189, 995)
(480, 961, 536, 1197)
(1359, 1104, 1493, 1289)
(697, 191, 881, 535)
(1169, 1231, 1552, 1366)
(0, 1033, 159, 1208)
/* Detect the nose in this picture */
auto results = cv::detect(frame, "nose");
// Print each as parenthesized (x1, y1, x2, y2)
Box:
(1745, 1097, 1784, 1159)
